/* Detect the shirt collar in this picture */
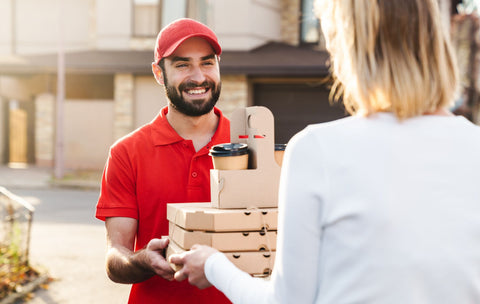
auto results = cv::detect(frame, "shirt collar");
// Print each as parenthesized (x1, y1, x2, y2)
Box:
(150, 106, 228, 146)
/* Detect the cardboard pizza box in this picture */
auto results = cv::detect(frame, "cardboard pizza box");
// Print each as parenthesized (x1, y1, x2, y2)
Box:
(168, 222, 277, 251)
(224, 250, 275, 276)
(166, 239, 275, 276)
(210, 106, 281, 209)
(167, 202, 278, 232)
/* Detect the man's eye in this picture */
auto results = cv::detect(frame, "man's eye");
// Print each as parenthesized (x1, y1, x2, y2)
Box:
(176, 63, 188, 68)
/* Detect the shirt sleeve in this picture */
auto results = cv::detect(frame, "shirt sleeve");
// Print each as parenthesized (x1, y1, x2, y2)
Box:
(205, 252, 271, 303)
(204, 127, 327, 303)
(95, 143, 139, 221)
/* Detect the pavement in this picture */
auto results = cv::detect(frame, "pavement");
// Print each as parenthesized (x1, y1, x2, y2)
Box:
(0, 166, 53, 190)
(0, 166, 101, 190)
(0, 165, 131, 304)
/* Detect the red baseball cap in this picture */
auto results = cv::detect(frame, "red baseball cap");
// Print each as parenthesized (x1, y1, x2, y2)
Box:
(154, 18, 222, 64)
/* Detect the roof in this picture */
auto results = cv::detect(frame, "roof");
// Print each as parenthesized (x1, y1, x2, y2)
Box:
(220, 42, 330, 76)
(0, 51, 153, 75)
(0, 42, 330, 77)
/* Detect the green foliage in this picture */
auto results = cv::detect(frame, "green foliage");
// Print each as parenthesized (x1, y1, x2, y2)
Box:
(0, 224, 39, 299)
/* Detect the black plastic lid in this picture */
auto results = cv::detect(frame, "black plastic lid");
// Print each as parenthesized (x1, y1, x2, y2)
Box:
(275, 144, 287, 151)
(209, 143, 248, 157)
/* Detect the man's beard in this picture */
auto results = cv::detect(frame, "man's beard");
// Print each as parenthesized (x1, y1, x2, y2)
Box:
(165, 79, 221, 117)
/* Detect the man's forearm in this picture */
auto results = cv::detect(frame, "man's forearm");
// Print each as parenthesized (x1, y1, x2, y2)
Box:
(106, 247, 155, 284)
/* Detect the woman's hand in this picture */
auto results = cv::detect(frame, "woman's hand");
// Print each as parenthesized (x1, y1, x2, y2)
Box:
(169, 244, 219, 289)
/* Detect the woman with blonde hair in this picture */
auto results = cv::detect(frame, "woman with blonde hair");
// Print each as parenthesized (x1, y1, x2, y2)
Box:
(170, 0, 480, 303)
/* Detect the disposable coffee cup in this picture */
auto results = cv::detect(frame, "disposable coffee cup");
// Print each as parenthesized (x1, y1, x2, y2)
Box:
(274, 144, 287, 166)
(209, 143, 249, 170)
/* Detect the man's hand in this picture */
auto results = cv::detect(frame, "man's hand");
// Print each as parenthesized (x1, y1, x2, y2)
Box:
(105, 217, 175, 283)
(142, 238, 175, 280)
(169, 244, 219, 289)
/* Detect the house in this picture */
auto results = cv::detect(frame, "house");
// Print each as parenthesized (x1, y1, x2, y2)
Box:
(0, 0, 460, 170)
(0, 0, 347, 171)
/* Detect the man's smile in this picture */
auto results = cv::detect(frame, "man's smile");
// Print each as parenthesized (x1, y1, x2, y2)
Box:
(185, 87, 209, 95)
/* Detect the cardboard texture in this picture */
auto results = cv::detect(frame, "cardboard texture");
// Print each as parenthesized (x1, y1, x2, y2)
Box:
(167, 202, 278, 232)
(224, 250, 275, 276)
(210, 106, 281, 209)
(165, 238, 183, 272)
(169, 222, 277, 251)
(166, 239, 275, 276)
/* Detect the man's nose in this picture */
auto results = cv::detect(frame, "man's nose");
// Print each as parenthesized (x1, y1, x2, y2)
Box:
(189, 65, 207, 83)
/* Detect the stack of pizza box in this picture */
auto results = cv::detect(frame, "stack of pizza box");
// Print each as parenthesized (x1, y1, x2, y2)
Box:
(166, 106, 281, 276)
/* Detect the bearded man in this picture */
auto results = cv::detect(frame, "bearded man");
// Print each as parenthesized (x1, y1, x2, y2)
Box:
(95, 18, 231, 304)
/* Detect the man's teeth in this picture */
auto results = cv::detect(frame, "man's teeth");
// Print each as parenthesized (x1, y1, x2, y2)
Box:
(187, 88, 206, 95)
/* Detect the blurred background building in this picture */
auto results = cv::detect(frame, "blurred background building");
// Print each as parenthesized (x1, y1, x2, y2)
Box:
(0, 0, 478, 173)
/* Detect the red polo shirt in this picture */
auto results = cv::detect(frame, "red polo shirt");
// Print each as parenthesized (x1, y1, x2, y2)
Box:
(96, 106, 231, 304)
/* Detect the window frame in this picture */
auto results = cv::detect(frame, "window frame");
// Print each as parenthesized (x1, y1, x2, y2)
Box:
(131, 0, 163, 38)
(131, 0, 209, 38)
(299, 0, 321, 45)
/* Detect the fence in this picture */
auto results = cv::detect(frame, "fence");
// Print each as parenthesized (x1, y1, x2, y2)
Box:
(0, 187, 35, 292)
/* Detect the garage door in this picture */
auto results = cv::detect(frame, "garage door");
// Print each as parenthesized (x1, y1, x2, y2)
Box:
(253, 82, 347, 144)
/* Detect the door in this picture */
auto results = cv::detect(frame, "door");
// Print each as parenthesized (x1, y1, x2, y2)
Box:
(8, 100, 35, 166)
(253, 81, 348, 144)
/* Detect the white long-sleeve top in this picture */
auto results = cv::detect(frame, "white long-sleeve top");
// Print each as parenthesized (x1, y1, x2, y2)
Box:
(205, 113, 480, 304)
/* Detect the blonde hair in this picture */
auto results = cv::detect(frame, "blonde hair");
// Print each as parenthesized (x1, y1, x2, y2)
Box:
(315, 0, 459, 119)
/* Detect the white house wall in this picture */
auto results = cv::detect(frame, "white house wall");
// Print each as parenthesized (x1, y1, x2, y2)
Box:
(2, 0, 133, 54)
(64, 100, 114, 169)
(133, 76, 167, 129)
(0, 76, 34, 102)
(96, 0, 132, 49)
(0, 0, 13, 54)
(14, 0, 91, 54)
(213, 0, 282, 51)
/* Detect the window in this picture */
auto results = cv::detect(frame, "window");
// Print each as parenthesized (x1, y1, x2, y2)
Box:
(300, 0, 320, 44)
(133, 0, 161, 37)
(132, 0, 210, 37)
(187, 0, 209, 25)
(161, 0, 187, 28)
(65, 75, 114, 99)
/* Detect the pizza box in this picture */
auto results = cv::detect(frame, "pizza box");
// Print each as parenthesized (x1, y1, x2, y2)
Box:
(166, 239, 275, 276)
(167, 202, 278, 232)
(168, 222, 277, 251)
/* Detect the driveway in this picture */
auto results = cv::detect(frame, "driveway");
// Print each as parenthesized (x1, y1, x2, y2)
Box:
(10, 187, 131, 304)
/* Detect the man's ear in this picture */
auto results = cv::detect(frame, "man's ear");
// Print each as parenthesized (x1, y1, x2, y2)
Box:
(151, 62, 165, 85)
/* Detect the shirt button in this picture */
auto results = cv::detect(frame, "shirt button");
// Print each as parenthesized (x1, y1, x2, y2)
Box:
(191, 172, 198, 178)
